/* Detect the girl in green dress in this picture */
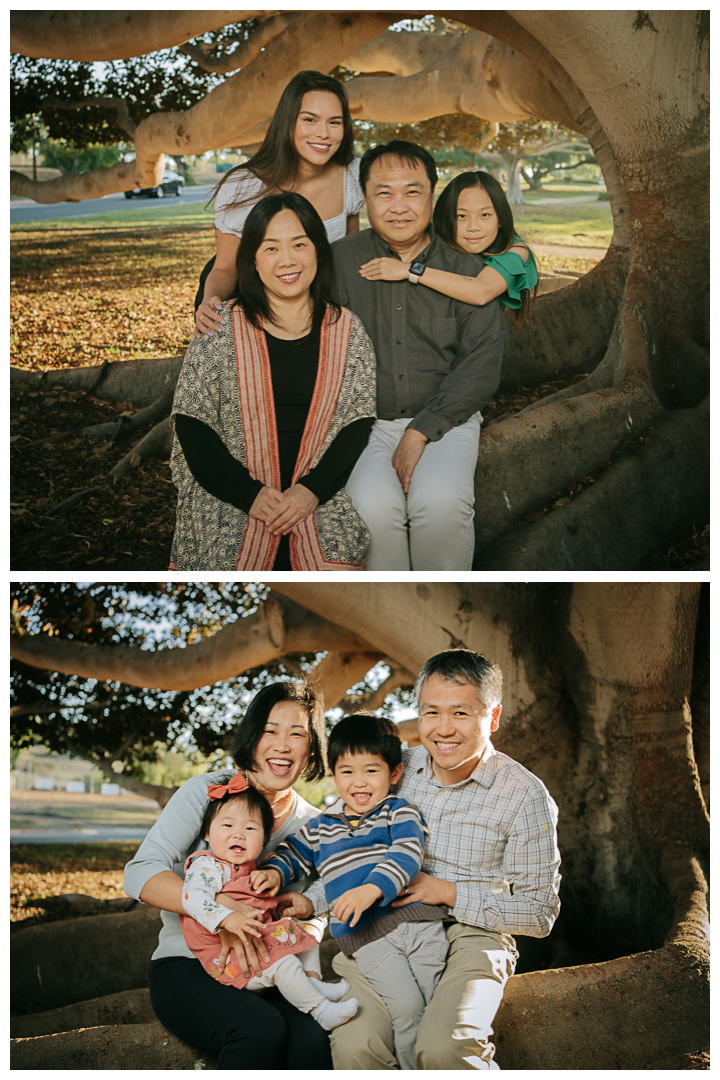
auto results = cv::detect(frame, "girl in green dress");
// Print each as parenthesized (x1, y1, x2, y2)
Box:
(360, 170, 538, 329)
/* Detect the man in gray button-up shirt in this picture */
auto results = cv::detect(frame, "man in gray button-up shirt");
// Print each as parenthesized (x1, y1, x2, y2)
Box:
(332, 141, 507, 571)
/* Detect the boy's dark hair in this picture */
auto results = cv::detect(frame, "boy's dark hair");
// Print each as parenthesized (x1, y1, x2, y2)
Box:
(327, 713, 403, 773)
(200, 786, 275, 848)
(231, 680, 328, 783)
(359, 139, 438, 193)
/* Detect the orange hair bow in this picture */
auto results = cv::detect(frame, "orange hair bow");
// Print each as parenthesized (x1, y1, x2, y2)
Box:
(206, 772, 249, 801)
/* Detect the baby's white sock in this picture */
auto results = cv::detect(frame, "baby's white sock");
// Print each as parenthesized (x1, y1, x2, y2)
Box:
(308, 976, 350, 1002)
(310, 996, 358, 1030)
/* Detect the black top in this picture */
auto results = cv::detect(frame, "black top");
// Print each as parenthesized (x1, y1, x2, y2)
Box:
(330, 224, 507, 441)
(175, 326, 373, 516)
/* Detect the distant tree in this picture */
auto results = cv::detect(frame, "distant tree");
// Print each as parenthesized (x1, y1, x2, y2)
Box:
(474, 121, 592, 204)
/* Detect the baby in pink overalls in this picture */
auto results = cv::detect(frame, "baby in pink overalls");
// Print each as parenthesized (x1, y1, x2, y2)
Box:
(179, 774, 357, 1030)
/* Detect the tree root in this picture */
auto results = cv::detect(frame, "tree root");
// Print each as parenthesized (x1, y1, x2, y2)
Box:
(493, 942, 709, 1069)
(476, 397, 709, 569)
(11, 355, 185, 409)
(499, 246, 628, 391)
(11, 908, 162, 1017)
(11, 989, 155, 1038)
(20, 392, 173, 451)
(11, 1023, 214, 1070)
(474, 378, 664, 552)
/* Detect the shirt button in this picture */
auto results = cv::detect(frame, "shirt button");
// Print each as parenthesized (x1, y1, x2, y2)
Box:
(398, 374, 404, 380)
(396, 305, 402, 310)
(400, 409, 406, 414)
(437, 430, 442, 436)
(396, 340, 402, 344)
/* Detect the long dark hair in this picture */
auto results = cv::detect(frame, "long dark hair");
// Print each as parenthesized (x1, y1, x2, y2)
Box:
(434, 171, 537, 330)
(230, 681, 328, 783)
(214, 70, 354, 210)
(234, 192, 340, 335)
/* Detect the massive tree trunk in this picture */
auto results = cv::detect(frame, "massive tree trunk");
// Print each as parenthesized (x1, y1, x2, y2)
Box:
(10, 583, 709, 1067)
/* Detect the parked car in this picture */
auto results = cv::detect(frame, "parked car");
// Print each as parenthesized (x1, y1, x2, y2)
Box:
(125, 169, 184, 199)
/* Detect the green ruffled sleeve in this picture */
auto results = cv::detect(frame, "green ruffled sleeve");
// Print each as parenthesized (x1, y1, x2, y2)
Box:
(483, 236, 539, 309)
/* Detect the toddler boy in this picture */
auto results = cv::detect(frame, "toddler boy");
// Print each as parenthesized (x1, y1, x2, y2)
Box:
(250, 714, 449, 1070)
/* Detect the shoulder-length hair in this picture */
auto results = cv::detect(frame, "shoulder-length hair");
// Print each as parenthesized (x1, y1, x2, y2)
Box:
(234, 191, 340, 335)
(213, 70, 354, 210)
(231, 681, 328, 783)
(434, 171, 537, 330)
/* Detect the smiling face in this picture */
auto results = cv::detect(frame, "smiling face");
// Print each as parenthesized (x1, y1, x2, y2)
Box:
(364, 155, 435, 256)
(333, 751, 403, 816)
(417, 674, 502, 786)
(206, 798, 266, 865)
(254, 209, 318, 306)
(453, 185, 500, 254)
(251, 700, 312, 796)
(293, 90, 345, 166)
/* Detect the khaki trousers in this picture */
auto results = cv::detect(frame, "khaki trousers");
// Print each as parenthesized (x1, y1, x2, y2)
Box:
(330, 923, 517, 1070)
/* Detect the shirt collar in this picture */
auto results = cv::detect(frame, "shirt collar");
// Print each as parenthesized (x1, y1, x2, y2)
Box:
(372, 220, 436, 260)
(417, 742, 497, 789)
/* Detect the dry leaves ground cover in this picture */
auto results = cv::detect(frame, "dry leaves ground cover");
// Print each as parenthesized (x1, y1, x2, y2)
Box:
(11, 842, 138, 927)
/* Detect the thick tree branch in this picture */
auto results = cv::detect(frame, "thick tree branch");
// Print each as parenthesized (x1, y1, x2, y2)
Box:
(309, 652, 386, 710)
(337, 662, 415, 713)
(342, 27, 459, 76)
(345, 31, 574, 128)
(10, 11, 271, 61)
(11, 11, 395, 202)
(179, 14, 295, 74)
(10, 595, 379, 692)
(10, 161, 142, 203)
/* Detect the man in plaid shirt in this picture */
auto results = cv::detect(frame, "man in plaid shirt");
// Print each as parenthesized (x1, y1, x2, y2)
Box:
(329, 648, 561, 1070)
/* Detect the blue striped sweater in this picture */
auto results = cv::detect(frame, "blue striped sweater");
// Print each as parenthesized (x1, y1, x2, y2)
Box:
(261, 795, 427, 943)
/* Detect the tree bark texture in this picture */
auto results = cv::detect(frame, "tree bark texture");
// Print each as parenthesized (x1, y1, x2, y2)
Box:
(10, 11, 267, 61)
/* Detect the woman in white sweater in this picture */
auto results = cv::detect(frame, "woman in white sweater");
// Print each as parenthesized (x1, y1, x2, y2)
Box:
(124, 681, 332, 1070)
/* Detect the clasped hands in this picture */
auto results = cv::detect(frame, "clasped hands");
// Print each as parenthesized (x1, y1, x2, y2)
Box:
(249, 483, 318, 535)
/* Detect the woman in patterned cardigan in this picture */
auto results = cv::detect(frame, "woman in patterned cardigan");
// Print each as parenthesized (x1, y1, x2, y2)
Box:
(170, 192, 376, 571)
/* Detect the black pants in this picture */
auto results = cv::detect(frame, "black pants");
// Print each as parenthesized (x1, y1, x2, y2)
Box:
(149, 956, 333, 1069)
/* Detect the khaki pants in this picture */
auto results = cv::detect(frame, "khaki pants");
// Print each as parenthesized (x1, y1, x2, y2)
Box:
(330, 923, 517, 1070)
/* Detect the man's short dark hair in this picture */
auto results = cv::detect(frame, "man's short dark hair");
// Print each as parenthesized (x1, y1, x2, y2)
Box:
(200, 786, 275, 847)
(415, 649, 503, 710)
(327, 713, 403, 773)
(359, 140, 438, 193)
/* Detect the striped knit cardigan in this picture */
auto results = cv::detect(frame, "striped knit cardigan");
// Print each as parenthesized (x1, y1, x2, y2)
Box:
(169, 301, 376, 571)
(261, 796, 440, 948)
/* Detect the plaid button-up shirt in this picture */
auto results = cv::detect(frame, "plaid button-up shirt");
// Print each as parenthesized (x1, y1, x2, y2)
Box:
(398, 744, 561, 938)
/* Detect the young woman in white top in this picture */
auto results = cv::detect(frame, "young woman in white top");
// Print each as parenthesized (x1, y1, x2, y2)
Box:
(195, 70, 363, 338)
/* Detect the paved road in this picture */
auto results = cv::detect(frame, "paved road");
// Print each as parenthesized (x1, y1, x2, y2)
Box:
(10, 184, 216, 225)
(11, 826, 152, 844)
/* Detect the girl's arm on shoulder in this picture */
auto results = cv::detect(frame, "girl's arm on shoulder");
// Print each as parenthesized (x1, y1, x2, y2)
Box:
(419, 245, 529, 306)
(359, 257, 510, 307)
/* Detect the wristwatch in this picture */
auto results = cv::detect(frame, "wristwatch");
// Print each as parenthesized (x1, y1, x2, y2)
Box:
(408, 261, 426, 285)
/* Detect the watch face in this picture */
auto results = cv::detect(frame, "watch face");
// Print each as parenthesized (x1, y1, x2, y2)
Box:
(410, 261, 425, 275)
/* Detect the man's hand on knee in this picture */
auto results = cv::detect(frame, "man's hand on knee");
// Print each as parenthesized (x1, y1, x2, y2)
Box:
(392, 428, 428, 495)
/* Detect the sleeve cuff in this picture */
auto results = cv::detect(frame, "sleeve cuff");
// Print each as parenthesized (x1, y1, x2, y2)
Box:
(303, 881, 328, 914)
(408, 410, 454, 443)
(366, 869, 400, 904)
(449, 882, 496, 931)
